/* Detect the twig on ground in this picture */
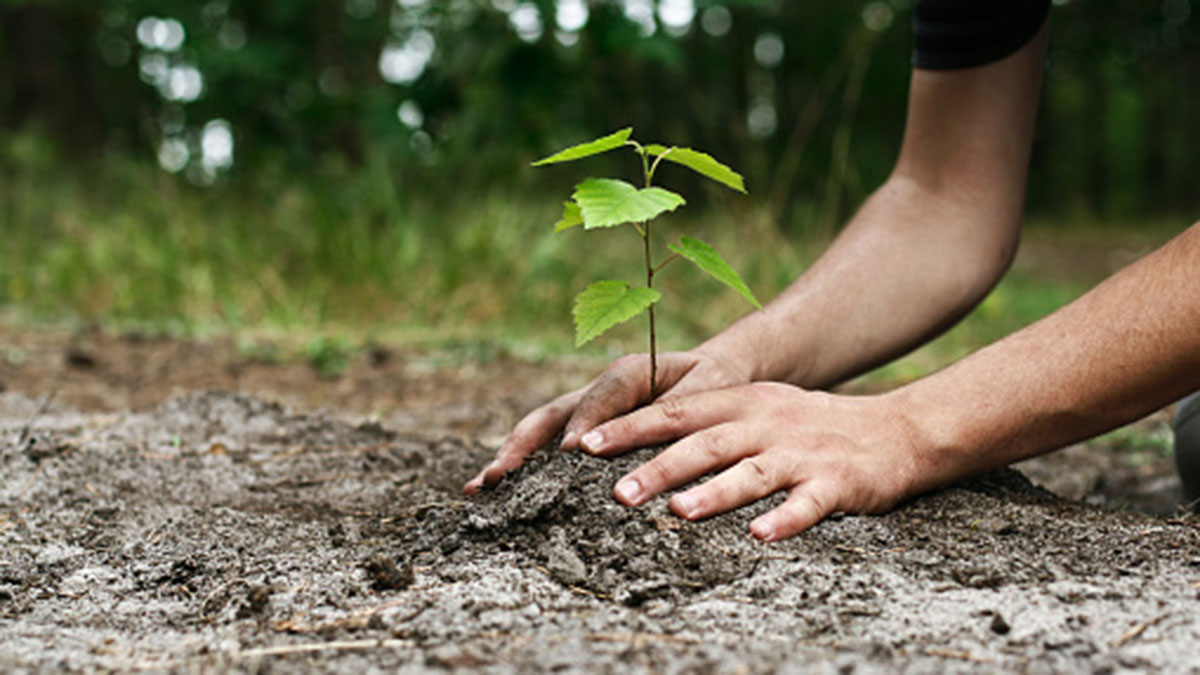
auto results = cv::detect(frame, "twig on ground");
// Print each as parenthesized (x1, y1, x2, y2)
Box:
(14, 391, 56, 448)
(1112, 613, 1169, 649)
(268, 473, 348, 488)
(923, 647, 993, 664)
(835, 545, 907, 556)
(130, 638, 415, 670)
(19, 463, 45, 498)
(272, 597, 420, 634)
(588, 632, 697, 648)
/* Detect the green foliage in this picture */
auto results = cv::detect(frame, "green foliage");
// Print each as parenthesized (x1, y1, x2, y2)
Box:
(532, 128, 634, 166)
(668, 236, 762, 309)
(553, 201, 584, 232)
(305, 335, 354, 379)
(573, 281, 661, 347)
(571, 178, 685, 229)
(645, 146, 747, 194)
(534, 127, 758, 389)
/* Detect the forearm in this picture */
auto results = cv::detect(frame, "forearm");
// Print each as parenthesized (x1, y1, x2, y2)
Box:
(699, 26, 1046, 389)
(699, 176, 1019, 387)
(894, 222, 1200, 492)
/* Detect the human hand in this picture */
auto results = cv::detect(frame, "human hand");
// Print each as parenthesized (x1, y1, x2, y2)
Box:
(577, 383, 921, 541)
(463, 348, 750, 494)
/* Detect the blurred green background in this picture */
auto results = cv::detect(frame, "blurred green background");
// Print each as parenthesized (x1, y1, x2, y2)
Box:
(0, 0, 1196, 373)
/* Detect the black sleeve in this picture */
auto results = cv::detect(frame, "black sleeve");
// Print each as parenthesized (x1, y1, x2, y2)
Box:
(913, 0, 1051, 71)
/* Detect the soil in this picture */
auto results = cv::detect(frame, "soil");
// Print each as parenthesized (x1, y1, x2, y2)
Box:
(2, 326, 1199, 672)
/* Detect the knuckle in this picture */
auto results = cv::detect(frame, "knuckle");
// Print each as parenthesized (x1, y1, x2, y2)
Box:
(797, 490, 827, 520)
(643, 457, 676, 487)
(739, 456, 773, 491)
(745, 381, 786, 404)
(611, 354, 646, 374)
(656, 397, 687, 424)
(696, 433, 726, 466)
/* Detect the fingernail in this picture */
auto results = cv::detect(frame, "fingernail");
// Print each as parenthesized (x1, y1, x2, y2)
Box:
(580, 430, 604, 452)
(560, 431, 578, 449)
(750, 518, 775, 541)
(614, 478, 642, 504)
(672, 493, 699, 519)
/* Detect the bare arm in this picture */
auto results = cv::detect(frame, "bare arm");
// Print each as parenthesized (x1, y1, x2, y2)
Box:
(898, 222, 1200, 492)
(704, 22, 1048, 388)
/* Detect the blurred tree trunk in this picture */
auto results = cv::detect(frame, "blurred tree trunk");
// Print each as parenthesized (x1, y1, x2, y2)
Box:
(0, 5, 104, 153)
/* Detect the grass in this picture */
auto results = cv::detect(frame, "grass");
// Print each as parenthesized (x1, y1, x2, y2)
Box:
(0, 131, 1186, 385)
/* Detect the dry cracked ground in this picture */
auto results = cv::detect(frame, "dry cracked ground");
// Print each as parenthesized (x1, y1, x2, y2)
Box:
(1, 327, 1199, 673)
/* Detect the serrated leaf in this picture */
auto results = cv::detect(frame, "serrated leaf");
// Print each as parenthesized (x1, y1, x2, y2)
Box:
(668, 236, 762, 309)
(573, 281, 661, 347)
(532, 128, 634, 166)
(554, 201, 583, 232)
(645, 145, 746, 193)
(572, 178, 685, 229)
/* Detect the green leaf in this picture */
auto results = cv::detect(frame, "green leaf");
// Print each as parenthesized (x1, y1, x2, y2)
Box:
(668, 236, 762, 309)
(573, 281, 661, 347)
(572, 178, 685, 229)
(645, 145, 746, 193)
(553, 201, 583, 232)
(532, 128, 634, 166)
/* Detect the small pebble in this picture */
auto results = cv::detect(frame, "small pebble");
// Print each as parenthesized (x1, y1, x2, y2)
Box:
(991, 612, 1012, 635)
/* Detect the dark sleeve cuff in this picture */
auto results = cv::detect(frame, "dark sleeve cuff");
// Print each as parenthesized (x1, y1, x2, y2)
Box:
(913, 0, 1051, 71)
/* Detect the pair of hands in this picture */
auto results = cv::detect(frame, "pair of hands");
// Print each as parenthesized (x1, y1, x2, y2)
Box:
(464, 349, 922, 541)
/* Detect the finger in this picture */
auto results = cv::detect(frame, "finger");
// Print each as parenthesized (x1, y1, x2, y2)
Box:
(561, 355, 653, 448)
(749, 481, 839, 542)
(612, 423, 747, 506)
(581, 387, 749, 456)
(463, 388, 585, 494)
(562, 353, 703, 448)
(667, 449, 796, 521)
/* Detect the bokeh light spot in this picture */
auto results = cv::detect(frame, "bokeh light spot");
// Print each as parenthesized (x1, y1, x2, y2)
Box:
(555, 0, 589, 32)
(700, 5, 732, 37)
(753, 32, 785, 68)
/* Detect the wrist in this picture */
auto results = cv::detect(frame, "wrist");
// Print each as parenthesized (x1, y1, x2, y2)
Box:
(880, 384, 975, 497)
(689, 338, 756, 386)
(698, 314, 819, 385)
(694, 326, 773, 384)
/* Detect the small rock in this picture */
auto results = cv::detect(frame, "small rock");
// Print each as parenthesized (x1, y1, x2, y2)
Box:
(973, 517, 1016, 535)
(236, 585, 274, 618)
(542, 527, 588, 586)
(65, 349, 96, 369)
(362, 554, 414, 592)
(990, 612, 1011, 635)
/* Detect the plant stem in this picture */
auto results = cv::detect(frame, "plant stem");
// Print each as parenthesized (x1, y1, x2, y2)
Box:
(639, 147, 660, 398)
(652, 252, 681, 275)
(643, 220, 657, 398)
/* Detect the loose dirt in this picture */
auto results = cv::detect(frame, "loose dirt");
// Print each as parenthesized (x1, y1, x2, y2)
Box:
(2, 327, 1199, 672)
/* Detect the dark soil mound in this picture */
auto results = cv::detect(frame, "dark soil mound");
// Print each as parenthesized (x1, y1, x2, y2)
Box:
(402, 440, 1057, 606)
(414, 444, 771, 605)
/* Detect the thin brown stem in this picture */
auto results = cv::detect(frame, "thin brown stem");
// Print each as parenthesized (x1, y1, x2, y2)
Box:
(643, 221, 657, 397)
(653, 252, 681, 275)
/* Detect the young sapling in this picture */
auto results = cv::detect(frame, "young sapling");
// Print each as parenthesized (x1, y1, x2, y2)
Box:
(532, 128, 762, 396)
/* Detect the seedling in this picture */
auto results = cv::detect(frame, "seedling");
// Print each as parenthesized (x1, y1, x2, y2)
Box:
(532, 128, 761, 395)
